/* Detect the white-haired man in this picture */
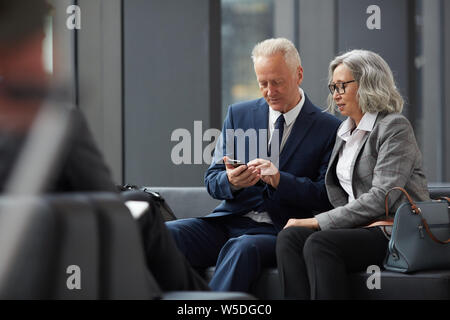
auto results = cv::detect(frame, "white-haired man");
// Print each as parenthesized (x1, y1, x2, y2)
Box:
(167, 38, 341, 293)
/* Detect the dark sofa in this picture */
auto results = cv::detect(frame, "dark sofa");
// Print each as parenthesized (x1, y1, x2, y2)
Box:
(0, 193, 252, 300)
(0, 185, 448, 299)
(151, 184, 450, 300)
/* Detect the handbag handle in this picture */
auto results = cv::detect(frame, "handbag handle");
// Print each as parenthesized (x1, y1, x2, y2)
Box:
(385, 187, 450, 244)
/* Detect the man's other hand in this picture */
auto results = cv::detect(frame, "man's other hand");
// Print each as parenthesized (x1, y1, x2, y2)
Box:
(247, 158, 280, 189)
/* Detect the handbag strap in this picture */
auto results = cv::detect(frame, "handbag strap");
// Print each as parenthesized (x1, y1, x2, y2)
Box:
(421, 219, 450, 244)
(364, 187, 408, 228)
(385, 187, 450, 245)
(384, 186, 421, 216)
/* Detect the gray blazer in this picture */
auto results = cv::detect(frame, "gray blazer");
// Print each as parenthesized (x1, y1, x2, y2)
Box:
(315, 112, 429, 230)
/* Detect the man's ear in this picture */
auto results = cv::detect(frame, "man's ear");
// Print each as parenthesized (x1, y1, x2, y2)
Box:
(297, 66, 304, 86)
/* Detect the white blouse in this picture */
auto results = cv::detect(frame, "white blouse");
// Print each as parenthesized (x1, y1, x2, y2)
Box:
(336, 112, 378, 203)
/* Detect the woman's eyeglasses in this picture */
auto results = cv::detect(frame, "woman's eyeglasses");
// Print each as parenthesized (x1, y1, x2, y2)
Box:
(328, 80, 356, 95)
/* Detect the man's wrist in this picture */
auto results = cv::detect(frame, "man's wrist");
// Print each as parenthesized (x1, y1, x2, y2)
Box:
(229, 183, 242, 192)
(271, 172, 281, 189)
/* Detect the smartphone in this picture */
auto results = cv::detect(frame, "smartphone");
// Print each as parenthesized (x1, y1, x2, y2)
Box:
(225, 159, 246, 168)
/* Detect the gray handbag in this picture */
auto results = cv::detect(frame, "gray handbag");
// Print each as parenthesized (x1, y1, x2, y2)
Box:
(383, 187, 450, 273)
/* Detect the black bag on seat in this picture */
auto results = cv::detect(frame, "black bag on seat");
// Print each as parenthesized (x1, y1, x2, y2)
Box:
(119, 185, 177, 221)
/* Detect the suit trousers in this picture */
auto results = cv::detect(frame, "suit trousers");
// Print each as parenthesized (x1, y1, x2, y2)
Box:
(276, 226, 389, 299)
(137, 203, 210, 292)
(166, 215, 278, 292)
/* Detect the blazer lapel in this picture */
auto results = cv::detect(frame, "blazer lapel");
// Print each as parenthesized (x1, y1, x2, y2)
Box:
(328, 136, 345, 169)
(323, 135, 349, 207)
(252, 99, 269, 133)
(349, 113, 383, 194)
(279, 96, 316, 169)
(252, 99, 269, 158)
(348, 132, 368, 198)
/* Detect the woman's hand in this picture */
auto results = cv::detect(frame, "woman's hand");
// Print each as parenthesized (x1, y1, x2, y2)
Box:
(284, 218, 320, 230)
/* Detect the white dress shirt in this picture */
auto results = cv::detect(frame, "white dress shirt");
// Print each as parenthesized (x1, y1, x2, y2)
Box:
(267, 89, 305, 153)
(244, 88, 305, 224)
(336, 112, 378, 203)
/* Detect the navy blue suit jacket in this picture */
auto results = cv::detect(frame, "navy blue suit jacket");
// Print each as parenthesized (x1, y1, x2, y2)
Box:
(204, 94, 341, 231)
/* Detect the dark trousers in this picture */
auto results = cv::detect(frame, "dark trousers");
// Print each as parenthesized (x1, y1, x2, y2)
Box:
(166, 215, 278, 292)
(138, 204, 210, 292)
(276, 226, 389, 299)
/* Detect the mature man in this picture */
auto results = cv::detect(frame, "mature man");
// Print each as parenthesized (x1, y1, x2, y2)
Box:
(0, 0, 208, 295)
(167, 38, 341, 292)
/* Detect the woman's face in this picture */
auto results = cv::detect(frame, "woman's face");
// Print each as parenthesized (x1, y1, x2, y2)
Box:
(331, 64, 363, 124)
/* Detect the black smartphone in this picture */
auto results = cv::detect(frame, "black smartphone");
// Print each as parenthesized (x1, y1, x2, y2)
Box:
(226, 159, 246, 168)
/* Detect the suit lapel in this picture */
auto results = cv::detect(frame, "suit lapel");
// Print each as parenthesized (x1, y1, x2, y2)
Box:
(322, 134, 349, 207)
(252, 99, 269, 158)
(252, 99, 269, 133)
(328, 137, 345, 169)
(349, 134, 369, 178)
(349, 113, 383, 193)
(279, 96, 316, 169)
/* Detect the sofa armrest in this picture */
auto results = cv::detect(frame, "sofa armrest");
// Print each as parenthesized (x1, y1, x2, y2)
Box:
(428, 183, 450, 199)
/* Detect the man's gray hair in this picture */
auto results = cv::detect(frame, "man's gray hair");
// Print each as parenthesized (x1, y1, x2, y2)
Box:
(327, 49, 404, 114)
(251, 38, 302, 73)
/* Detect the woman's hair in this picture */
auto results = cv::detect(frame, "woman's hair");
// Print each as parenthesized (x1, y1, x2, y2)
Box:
(251, 38, 302, 74)
(326, 49, 404, 114)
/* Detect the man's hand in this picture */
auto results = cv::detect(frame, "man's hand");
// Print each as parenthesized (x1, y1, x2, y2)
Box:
(284, 218, 320, 230)
(247, 158, 280, 189)
(224, 156, 260, 189)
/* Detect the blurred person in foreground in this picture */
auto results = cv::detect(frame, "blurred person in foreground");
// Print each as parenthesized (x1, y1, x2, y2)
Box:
(276, 49, 429, 299)
(0, 0, 115, 192)
(0, 0, 208, 294)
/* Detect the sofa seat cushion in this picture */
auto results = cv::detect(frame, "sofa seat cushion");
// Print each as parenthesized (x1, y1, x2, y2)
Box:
(204, 267, 282, 300)
(204, 266, 450, 300)
(348, 269, 450, 299)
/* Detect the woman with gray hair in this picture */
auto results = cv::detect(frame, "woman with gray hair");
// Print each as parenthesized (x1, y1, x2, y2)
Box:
(275, 49, 429, 299)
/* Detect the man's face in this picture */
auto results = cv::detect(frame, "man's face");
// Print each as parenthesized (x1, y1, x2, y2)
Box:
(0, 32, 47, 131)
(0, 32, 47, 86)
(254, 52, 303, 113)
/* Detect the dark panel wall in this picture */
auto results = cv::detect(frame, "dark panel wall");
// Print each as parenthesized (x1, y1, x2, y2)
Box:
(337, 0, 410, 112)
(124, 0, 212, 186)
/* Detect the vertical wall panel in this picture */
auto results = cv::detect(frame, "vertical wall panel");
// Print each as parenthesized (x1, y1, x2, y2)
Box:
(337, 0, 410, 110)
(298, 0, 336, 109)
(444, 0, 450, 181)
(422, 0, 444, 181)
(123, 0, 211, 186)
(77, 0, 123, 184)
